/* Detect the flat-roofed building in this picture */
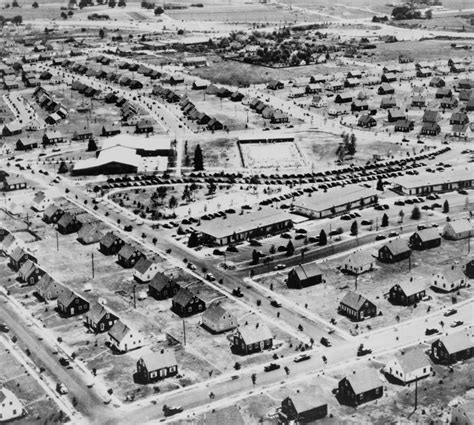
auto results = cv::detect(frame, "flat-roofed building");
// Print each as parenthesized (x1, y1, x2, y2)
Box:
(293, 186, 378, 219)
(197, 209, 293, 246)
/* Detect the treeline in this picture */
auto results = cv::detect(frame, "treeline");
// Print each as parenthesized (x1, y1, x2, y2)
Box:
(0, 15, 23, 25)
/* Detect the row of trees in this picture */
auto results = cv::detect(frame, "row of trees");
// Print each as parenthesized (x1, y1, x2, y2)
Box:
(0, 15, 22, 25)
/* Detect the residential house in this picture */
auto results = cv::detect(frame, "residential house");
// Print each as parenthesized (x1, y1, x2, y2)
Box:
(343, 251, 374, 275)
(136, 349, 178, 383)
(267, 80, 284, 90)
(57, 213, 82, 235)
(409, 228, 441, 250)
(421, 122, 441, 136)
(148, 273, 180, 300)
(380, 97, 397, 109)
(394, 120, 415, 132)
(135, 120, 154, 134)
(72, 130, 93, 141)
(108, 320, 144, 353)
(378, 83, 395, 95)
(171, 287, 206, 317)
(358, 114, 376, 128)
(378, 239, 411, 263)
(43, 204, 64, 224)
(117, 244, 144, 268)
(312, 95, 328, 108)
(337, 368, 383, 406)
(3, 177, 27, 191)
(335, 93, 352, 104)
(133, 257, 160, 282)
(440, 97, 458, 110)
(77, 223, 103, 245)
(287, 263, 323, 289)
(1, 234, 21, 256)
(351, 100, 369, 112)
(16, 138, 38, 151)
(389, 278, 426, 305)
(18, 260, 44, 285)
(431, 266, 465, 292)
(85, 303, 118, 333)
(431, 331, 473, 364)
(232, 322, 273, 355)
(36, 274, 63, 300)
(9, 246, 36, 271)
(423, 110, 441, 123)
(450, 400, 474, 425)
(280, 394, 328, 423)
(383, 349, 432, 384)
(42, 130, 65, 145)
(99, 231, 124, 255)
(387, 109, 406, 123)
(338, 291, 377, 321)
(444, 219, 473, 240)
(31, 191, 51, 212)
(101, 125, 121, 137)
(450, 111, 469, 126)
(411, 96, 426, 108)
(57, 289, 89, 317)
(201, 304, 237, 333)
(0, 387, 23, 422)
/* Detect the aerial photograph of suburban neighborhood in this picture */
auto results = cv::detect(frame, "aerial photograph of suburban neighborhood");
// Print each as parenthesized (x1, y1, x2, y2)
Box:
(0, 0, 473, 423)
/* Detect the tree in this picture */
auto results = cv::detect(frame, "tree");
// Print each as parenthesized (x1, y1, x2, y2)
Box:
(157, 186, 167, 203)
(286, 240, 294, 256)
(32, 1, 39, 7)
(252, 249, 259, 265)
(12, 0, 19, 7)
(118, 0, 126, 6)
(58, 161, 68, 174)
(188, 232, 199, 248)
(443, 200, 449, 214)
(319, 229, 327, 246)
(381, 213, 389, 227)
(99, 28, 105, 39)
(411, 206, 421, 220)
(376, 178, 384, 191)
(87, 138, 97, 151)
(61, 11, 68, 19)
(350, 220, 358, 236)
(109, 0, 117, 7)
(168, 195, 178, 210)
(399, 210, 405, 223)
(425, 9, 432, 19)
(347, 133, 356, 155)
(194, 144, 204, 171)
(154, 6, 164, 15)
(11, 15, 22, 25)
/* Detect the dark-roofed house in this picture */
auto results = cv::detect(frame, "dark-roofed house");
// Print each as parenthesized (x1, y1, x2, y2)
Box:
(440, 97, 458, 110)
(85, 303, 118, 333)
(394, 119, 414, 132)
(118, 244, 144, 268)
(335, 93, 352, 104)
(421, 122, 441, 136)
(57, 289, 89, 317)
(133, 257, 160, 282)
(378, 240, 411, 263)
(411, 96, 426, 108)
(99, 231, 124, 255)
(171, 287, 206, 317)
(9, 246, 36, 271)
(57, 213, 82, 235)
(352, 100, 369, 112)
(450, 111, 469, 126)
(378, 83, 395, 95)
(338, 291, 377, 321)
(337, 368, 383, 406)
(343, 251, 374, 275)
(280, 394, 328, 423)
(267, 80, 284, 90)
(16, 138, 38, 151)
(201, 304, 237, 334)
(431, 266, 465, 292)
(108, 320, 144, 353)
(380, 97, 397, 109)
(101, 125, 121, 137)
(43, 130, 65, 145)
(409, 228, 441, 250)
(381, 73, 396, 83)
(36, 274, 63, 300)
(357, 114, 376, 128)
(436, 88, 453, 99)
(430, 76, 445, 88)
(387, 108, 406, 123)
(384, 349, 432, 384)
(148, 273, 180, 300)
(466, 259, 474, 278)
(287, 263, 322, 289)
(431, 331, 473, 364)
(18, 260, 44, 285)
(423, 110, 441, 123)
(389, 278, 426, 305)
(77, 223, 103, 245)
(136, 349, 178, 383)
(232, 323, 273, 355)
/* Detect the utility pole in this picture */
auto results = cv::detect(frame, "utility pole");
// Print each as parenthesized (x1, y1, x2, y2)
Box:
(56, 231, 59, 252)
(414, 378, 418, 411)
(355, 273, 358, 291)
(183, 320, 186, 346)
(133, 285, 136, 309)
(408, 255, 411, 272)
(91, 252, 95, 279)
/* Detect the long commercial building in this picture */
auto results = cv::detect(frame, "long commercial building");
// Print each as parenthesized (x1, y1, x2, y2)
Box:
(293, 186, 378, 219)
(392, 166, 474, 195)
(197, 209, 293, 246)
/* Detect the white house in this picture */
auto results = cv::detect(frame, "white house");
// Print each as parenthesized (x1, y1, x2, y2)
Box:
(0, 386, 23, 422)
(31, 191, 51, 212)
(383, 349, 432, 384)
(108, 320, 144, 353)
(133, 257, 160, 283)
(343, 251, 374, 275)
(444, 219, 473, 240)
(431, 266, 466, 292)
(451, 400, 474, 425)
(312, 95, 328, 108)
(201, 304, 237, 333)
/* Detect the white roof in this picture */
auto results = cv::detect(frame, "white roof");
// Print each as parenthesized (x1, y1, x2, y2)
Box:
(100, 134, 171, 152)
(392, 165, 474, 190)
(73, 146, 141, 171)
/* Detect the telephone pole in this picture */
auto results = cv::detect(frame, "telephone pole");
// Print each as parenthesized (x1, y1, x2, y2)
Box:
(56, 231, 59, 252)
(183, 320, 186, 346)
(91, 252, 95, 279)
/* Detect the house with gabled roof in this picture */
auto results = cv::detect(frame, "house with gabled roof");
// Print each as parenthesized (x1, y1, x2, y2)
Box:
(380, 96, 397, 109)
(389, 277, 426, 305)
(57, 289, 89, 317)
(280, 394, 328, 423)
(431, 265, 466, 292)
(117, 244, 144, 268)
(77, 223, 103, 245)
(1, 234, 22, 256)
(148, 273, 180, 300)
(287, 263, 322, 289)
(339, 291, 377, 321)
(394, 119, 414, 132)
(171, 287, 206, 317)
(18, 259, 44, 285)
(202, 304, 237, 334)
(0, 387, 23, 422)
(343, 251, 374, 275)
(31, 191, 51, 212)
(136, 349, 178, 383)
(378, 83, 395, 95)
(133, 257, 160, 282)
(99, 231, 124, 255)
(85, 303, 119, 333)
(57, 213, 82, 235)
(357, 114, 376, 128)
(411, 95, 426, 108)
(444, 219, 473, 240)
(378, 239, 411, 263)
(337, 368, 383, 406)
(36, 274, 63, 300)
(450, 111, 469, 126)
(9, 246, 36, 271)
(108, 320, 144, 353)
(409, 228, 441, 250)
(43, 204, 64, 224)
(423, 110, 441, 123)
(431, 331, 473, 364)
(383, 349, 432, 384)
(232, 322, 273, 355)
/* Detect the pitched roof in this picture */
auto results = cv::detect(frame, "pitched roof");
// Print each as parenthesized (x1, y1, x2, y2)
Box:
(10, 246, 26, 262)
(18, 259, 37, 278)
(345, 251, 374, 268)
(108, 320, 134, 343)
(448, 219, 473, 234)
(77, 223, 103, 242)
(393, 349, 429, 374)
(396, 278, 426, 297)
(438, 331, 472, 354)
(118, 243, 140, 259)
(100, 231, 119, 248)
(287, 393, 325, 413)
(292, 263, 322, 281)
(202, 304, 229, 324)
(173, 287, 198, 307)
(340, 291, 373, 311)
(58, 289, 82, 307)
(140, 349, 177, 371)
(440, 266, 465, 282)
(133, 257, 154, 274)
(87, 303, 114, 323)
(415, 228, 440, 242)
(345, 368, 383, 394)
(37, 274, 61, 295)
(236, 323, 272, 345)
(57, 212, 75, 227)
(382, 239, 410, 256)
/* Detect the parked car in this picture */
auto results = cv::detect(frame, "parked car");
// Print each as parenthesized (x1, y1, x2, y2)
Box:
(270, 300, 282, 308)
(320, 337, 331, 347)
(274, 264, 286, 271)
(264, 363, 281, 372)
(56, 383, 68, 395)
(232, 287, 244, 297)
(375, 234, 387, 241)
(205, 273, 216, 282)
(450, 320, 464, 328)
(0, 323, 9, 333)
(425, 328, 439, 336)
(293, 354, 311, 363)
(444, 309, 457, 317)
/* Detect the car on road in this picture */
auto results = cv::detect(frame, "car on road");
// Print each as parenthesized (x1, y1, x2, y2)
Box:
(320, 337, 331, 347)
(293, 354, 311, 363)
(458, 189, 468, 195)
(187, 263, 197, 271)
(205, 273, 215, 282)
(444, 309, 457, 317)
(264, 363, 280, 372)
(59, 357, 70, 367)
(56, 383, 68, 395)
(450, 320, 464, 328)
(417, 225, 427, 231)
(232, 287, 243, 297)
(163, 405, 183, 417)
(0, 323, 9, 333)
(273, 264, 286, 271)
(375, 234, 387, 241)
(425, 328, 439, 336)
(388, 232, 399, 237)
(357, 345, 372, 356)
(270, 300, 282, 308)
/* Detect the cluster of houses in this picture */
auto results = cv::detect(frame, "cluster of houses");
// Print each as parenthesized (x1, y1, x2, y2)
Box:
(32, 86, 68, 127)
(248, 97, 289, 124)
(179, 96, 224, 131)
